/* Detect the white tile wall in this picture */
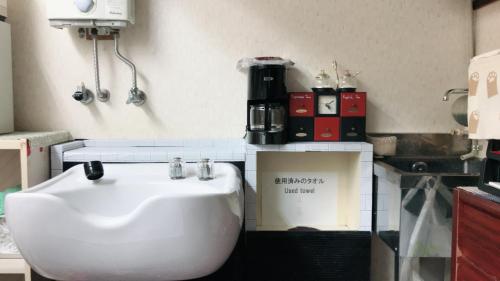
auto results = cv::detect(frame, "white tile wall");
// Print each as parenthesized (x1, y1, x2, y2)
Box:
(360, 162, 374, 179)
(360, 210, 372, 228)
(51, 169, 62, 178)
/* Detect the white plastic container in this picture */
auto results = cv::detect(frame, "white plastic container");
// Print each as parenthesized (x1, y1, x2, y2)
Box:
(468, 49, 500, 139)
(0, 217, 19, 255)
(368, 136, 397, 156)
(0, 21, 13, 134)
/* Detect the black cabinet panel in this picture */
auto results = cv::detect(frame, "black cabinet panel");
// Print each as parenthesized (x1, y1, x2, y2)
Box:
(245, 231, 371, 281)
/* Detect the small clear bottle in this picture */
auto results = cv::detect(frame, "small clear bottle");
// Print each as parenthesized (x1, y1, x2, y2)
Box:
(339, 70, 359, 92)
(314, 70, 333, 88)
(197, 159, 214, 181)
(169, 157, 186, 179)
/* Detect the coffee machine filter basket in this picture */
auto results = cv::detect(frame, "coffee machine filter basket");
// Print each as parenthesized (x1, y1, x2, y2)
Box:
(237, 57, 294, 71)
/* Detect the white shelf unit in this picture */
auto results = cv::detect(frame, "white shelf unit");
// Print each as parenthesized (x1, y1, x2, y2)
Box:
(0, 132, 71, 281)
(244, 142, 374, 232)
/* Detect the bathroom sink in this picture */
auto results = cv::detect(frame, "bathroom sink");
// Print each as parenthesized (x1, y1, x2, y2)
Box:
(5, 163, 244, 281)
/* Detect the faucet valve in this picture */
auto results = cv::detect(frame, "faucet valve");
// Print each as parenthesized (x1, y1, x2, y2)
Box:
(460, 139, 483, 160)
(127, 87, 146, 106)
(73, 83, 94, 104)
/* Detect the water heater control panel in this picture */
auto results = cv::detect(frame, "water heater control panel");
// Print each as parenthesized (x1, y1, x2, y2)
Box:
(74, 0, 95, 13)
(47, 0, 135, 28)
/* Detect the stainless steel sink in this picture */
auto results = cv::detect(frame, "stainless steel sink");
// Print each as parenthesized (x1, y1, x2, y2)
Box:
(373, 156, 480, 281)
(376, 156, 481, 175)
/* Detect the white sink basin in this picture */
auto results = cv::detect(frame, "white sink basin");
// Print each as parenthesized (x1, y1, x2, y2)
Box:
(5, 163, 244, 281)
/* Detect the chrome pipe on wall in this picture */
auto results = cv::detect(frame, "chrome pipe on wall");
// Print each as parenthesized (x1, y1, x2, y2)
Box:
(91, 29, 110, 102)
(113, 32, 146, 106)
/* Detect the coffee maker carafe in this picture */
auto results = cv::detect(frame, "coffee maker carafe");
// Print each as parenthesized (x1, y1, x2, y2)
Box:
(239, 57, 293, 144)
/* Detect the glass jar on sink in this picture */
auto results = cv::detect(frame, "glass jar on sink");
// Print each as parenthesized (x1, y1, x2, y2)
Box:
(169, 157, 186, 179)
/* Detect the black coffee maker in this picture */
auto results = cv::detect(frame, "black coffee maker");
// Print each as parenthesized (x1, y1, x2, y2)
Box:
(241, 57, 293, 145)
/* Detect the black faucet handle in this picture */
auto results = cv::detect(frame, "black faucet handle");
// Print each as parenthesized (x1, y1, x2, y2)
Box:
(84, 161, 104, 180)
(73, 83, 93, 104)
(73, 91, 85, 101)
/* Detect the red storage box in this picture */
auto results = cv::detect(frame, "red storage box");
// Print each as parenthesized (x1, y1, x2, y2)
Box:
(341, 92, 366, 117)
(290, 92, 315, 117)
(314, 117, 340, 141)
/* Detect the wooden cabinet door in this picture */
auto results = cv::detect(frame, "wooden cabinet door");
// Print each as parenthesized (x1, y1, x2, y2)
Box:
(452, 189, 500, 280)
(456, 259, 496, 281)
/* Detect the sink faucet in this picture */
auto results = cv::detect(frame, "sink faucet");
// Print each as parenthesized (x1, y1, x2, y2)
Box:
(450, 129, 483, 160)
(460, 139, 483, 161)
(442, 88, 468, 101)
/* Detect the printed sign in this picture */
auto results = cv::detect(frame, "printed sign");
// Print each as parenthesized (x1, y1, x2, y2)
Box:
(260, 172, 337, 229)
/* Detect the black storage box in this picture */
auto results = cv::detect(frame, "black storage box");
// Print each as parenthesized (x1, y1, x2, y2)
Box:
(340, 117, 366, 142)
(289, 117, 314, 142)
(479, 140, 500, 197)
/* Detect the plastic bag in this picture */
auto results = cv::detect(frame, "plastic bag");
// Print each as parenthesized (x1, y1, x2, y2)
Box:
(0, 217, 20, 255)
(400, 176, 453, 281)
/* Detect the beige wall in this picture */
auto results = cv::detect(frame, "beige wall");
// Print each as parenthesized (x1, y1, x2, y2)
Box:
(7, 0, 473, 139)
(474, 1, 500, 54)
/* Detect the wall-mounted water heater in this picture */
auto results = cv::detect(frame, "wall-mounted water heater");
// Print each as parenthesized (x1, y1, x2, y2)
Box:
(46, 0, 146, 106)
(47, 0, 135, 28)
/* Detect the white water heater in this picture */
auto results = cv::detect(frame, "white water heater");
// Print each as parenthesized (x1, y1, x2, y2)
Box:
(47, 0, 135, 28)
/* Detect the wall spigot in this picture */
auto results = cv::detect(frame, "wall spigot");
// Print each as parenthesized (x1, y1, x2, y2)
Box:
(460, 139, 483, 161)
(113, 31, 147, 106)
(127, 87, 146, 106)
(72, 82, 94, 104)
(443, 88, 468, 101)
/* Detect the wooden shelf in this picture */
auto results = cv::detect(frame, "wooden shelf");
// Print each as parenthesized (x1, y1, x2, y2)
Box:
(0, 140, 23, 150)
(0, 131, 71, 281)
(0, 253, 23, 259)
(0, 258, 28, 274)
